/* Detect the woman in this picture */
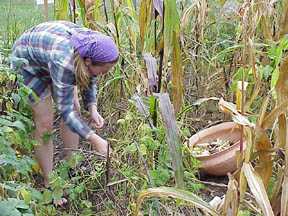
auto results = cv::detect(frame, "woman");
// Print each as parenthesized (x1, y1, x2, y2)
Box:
(11, 21, 118, 190)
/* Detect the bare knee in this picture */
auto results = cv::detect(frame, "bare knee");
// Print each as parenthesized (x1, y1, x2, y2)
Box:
(34, 116, 53, 140)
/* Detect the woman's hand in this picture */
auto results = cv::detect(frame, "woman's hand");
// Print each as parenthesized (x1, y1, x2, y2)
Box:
(87, 133, 108, 156)
(89, 104, 105, 128)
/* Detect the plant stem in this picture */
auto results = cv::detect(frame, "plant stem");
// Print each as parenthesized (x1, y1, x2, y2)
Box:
(103, 0, 109, 23)
(72, 0, 76, 23)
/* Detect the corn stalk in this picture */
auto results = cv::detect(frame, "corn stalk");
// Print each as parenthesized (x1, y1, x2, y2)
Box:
(44, 0, 49, 21)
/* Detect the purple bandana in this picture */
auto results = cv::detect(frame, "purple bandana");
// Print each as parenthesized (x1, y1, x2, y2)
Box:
(71, 30, 119, 63)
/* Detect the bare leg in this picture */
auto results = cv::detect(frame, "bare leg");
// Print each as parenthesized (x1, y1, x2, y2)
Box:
(60, 86, 80, 159)
(60, 119, 79, 159)
(32, 96, 68, 206)
(32, 97, 54, 187)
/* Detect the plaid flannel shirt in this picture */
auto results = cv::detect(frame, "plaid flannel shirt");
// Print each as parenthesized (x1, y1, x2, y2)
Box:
(11, 21, 97, 139)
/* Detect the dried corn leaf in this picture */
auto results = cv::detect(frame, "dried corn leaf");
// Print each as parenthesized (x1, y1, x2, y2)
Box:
(256, 0, 273, 42)
(276, 55, 288, 101)
(277, 114, 287, 149)
(221, 175, 239, 216)
(157, 93, 184, 188)
(281, 170, 288, 216)
(135, 187, 218, 216)
(243, 127, 253, 163)
(242, 163, 274, 216)
(271, 169, 284, 214)
(279, 0, 288, 39)
(254, 127, 272, 189)
(257, 95, 270, 128)
(275, 55, 288, 150)
(218, 98, 255, 128)
(244, 80, 261, 112)
(192, 97, 219, 106)
(239, 170, 247, 203)
(197, 0, 207, 42)
(163, 0, 180, 64)
(171, 31, 183, 114)
(239, 127, 254, 201)
(139, 0, 152, 50)
(128, 26, 137, 56)
(262, 100, 288, 130)
(131, 95, 154, 129)
(143, 53, 158, 92)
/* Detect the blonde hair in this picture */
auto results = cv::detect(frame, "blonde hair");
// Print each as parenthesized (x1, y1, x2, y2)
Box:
(74, 51, 119, 90)
(74, 51, 90, 90)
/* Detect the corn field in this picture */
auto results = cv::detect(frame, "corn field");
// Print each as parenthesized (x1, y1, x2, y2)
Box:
(1, 0, 288, 215)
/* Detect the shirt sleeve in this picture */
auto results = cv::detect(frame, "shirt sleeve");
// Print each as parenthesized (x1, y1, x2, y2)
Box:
(48, 50, 93, 139)
(81, 76, 97, 110)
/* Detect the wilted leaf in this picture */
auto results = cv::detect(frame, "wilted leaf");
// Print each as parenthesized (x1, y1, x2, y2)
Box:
(244, 77, 261, 112)
(143, 53, 158, 92)
(128, 26, 137, 55)
(271, 67, 280, 90)
(242, 163, 274, 216)
(139, 0, 152, 50)
(218, 98, 238, 113)
(271, 169, 284, 214)
(254, 127, 272, 189)
(243, 127, 254, 163)
(156, 93, 184, 188)
(279, 1, 288, 38)
(239, 168, 248, 203)
(235, 81, 248, 111)
(239, 127, 254, 202)
(164, 0, 180, 63)
(181, 0, 199, 30)
(231, 115, 253, 128)
(262, 100, 288, 129)
(131, 94, 154, 128)
(277, 114, 286, 148)
(153, 0, 163, 17)
(135, 187, 218, 216)
(276, 54, 288, 101)
(256, 0, 273, 41)
(192, 97, 219, 106)
(281, 170, 288, 216)
(218, 98, 255, 128)
(280, 52, 288, 214)
(221, 175, 239, 216)
(257, 95, 270, 127)
(171, 31, 183, 113)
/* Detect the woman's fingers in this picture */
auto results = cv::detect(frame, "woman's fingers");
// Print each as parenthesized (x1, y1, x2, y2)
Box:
(90, 111, 105, 129)
(94, 114, 104, 128)
(98, 115, 105, 128)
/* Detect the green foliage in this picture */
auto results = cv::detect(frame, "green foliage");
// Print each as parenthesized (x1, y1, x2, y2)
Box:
(237, 210, 252, 216)
(0, 198, 33, 216)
